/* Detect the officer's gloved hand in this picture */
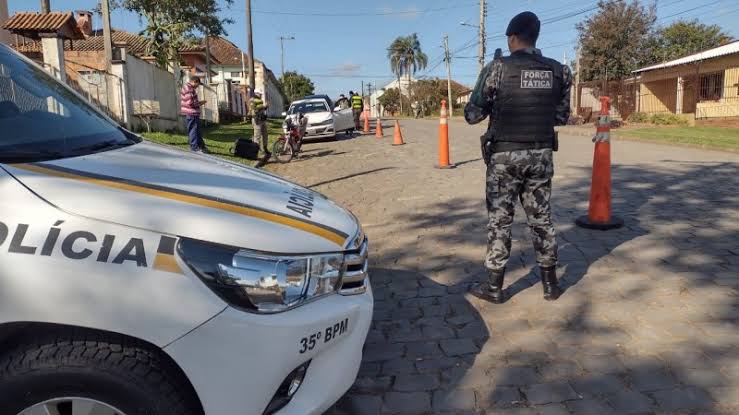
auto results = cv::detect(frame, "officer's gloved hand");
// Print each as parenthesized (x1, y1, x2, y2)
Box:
(464, 102, 487, 125)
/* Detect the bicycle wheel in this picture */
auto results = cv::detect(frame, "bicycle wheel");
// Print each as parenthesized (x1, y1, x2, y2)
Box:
(272, 138, 293, 163)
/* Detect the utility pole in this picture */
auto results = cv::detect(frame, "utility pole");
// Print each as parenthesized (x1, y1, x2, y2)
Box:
(444, 34, 453, 117)
(574, 47, 581, 114)
(204, 34, 211, 83)
(479, 0, 487, 73)
(279, 35, 294, 79)
(40, 0, 50, 13)
(101, 0, 113, 71)
(245, 0, 256, 96)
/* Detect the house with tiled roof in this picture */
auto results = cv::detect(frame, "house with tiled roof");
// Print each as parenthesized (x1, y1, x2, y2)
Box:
(7, 13, 284, 117)
(632, 40, 739, 121)
(206, 36, 286, 117)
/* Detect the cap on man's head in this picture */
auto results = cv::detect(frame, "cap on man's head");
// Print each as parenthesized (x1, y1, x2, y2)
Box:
(254, 89, 263, 97)
(349, 90, 354, 95)
(505, 11, 540, 43)
(189, 75, 201, 83)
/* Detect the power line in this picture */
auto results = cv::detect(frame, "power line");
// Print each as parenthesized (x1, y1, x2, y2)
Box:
(658, 0, 724, 20)
(303, 74, 397, 79)
(232, 3, 478, 17)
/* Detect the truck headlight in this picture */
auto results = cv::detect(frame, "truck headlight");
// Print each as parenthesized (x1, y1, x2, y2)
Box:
(178, 238, 343, 313)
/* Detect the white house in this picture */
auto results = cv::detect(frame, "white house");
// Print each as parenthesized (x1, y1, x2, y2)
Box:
(206, 36, 285, 117)
(368, 77, 416, 118)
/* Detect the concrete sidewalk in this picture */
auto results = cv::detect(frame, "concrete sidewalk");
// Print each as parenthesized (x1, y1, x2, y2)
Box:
(270, 119, 738, 415)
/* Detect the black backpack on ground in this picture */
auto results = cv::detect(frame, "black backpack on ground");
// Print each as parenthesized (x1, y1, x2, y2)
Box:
(231, 138, 260, 160)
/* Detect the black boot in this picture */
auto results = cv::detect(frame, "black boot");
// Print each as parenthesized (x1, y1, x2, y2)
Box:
(471, 270, 506, 304)
(540, 266, 562, 301)
(255, 152, 271, 168)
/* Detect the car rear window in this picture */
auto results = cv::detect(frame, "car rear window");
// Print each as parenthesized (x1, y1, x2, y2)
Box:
(288, 101, 329, 114)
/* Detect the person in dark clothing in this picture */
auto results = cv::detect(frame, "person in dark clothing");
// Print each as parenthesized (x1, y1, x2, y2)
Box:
(465, 11, 572, 304)
(180, 76, 208, 153)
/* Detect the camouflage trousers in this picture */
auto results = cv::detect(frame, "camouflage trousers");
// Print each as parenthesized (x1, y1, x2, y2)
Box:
(485, 149, 558, 272)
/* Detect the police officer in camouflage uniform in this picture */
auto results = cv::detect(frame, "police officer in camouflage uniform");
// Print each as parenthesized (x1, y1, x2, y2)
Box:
(465, 11, 572, 304)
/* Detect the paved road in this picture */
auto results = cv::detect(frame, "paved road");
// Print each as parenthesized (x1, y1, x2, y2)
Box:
(270, 119, 739, 415)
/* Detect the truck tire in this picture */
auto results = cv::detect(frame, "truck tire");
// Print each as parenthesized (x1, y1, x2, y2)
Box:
(0, 326, 202, 415)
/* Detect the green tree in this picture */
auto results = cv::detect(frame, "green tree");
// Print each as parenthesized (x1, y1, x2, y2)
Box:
(410, 79, 468, 112)
(108, 0, 233, 67)
(650, 20, 731, 63)
(577, 0, 656, 83)
(378, 88, 401, 114)
(388, 33, 428, 115)
(279, 71, 315, 104)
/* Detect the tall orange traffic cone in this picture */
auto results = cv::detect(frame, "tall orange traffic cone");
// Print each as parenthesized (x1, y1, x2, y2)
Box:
(576, 96, 623, 230)
(392, 120, 405, 145)
(436, 100, 454, 168)
(363, 113, 370, 133)
(375, 117, 384, 138)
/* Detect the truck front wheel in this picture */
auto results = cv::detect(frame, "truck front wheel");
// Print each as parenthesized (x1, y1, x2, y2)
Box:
(0, 326, 202, 415)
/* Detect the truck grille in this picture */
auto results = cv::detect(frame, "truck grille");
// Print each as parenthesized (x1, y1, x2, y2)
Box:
(339, 238, 368, 295)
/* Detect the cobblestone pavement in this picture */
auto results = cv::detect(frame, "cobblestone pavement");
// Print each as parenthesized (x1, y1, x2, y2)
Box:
(269, 120, 738, 415)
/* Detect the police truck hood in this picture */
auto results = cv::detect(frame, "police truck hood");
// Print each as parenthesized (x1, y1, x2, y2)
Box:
(6, 141, 359, 253)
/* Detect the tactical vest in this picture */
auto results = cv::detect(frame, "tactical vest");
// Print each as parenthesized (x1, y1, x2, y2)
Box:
(251, 97, 267, 123)
(251, 97, 264, 110)
(351, 95, 363, 110)
(492, 52, 563, 145)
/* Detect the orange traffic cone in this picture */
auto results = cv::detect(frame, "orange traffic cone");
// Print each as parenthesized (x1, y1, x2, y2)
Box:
(436, 100, 454, 168)
(363, 113, 370, 134)
(375, 117, 384, 138)
(576, 96, 623, 230)
(392, 120, 405, 145)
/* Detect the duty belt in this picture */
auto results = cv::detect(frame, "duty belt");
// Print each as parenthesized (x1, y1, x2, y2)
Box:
(492, 140, 553, 153)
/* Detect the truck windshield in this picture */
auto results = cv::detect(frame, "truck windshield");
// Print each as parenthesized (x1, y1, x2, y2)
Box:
(0, 45, 137, 164)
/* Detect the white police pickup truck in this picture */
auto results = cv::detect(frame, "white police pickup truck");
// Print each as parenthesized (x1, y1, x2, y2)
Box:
(0, 45, 371, 415)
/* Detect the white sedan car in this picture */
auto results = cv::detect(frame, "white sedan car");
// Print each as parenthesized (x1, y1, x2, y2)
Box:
(283, 98, 355, 140)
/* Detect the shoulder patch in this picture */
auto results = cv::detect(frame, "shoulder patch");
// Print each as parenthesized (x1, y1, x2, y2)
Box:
(520, 70, 553, 89)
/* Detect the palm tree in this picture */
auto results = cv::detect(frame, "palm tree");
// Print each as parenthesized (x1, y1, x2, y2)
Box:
(388, 33, 428, 115)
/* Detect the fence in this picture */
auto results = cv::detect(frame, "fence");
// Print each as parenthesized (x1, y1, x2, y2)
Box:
(575, 81, 637, 122)
(198, 83, 219, 124)
(635, 82, 738, 120)
(214, 80, 247, 118)
(64, 63, 125, 124)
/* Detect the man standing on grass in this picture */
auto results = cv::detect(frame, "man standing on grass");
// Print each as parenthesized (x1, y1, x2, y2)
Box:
(251, 90, 271, 167)
(180, 76, 208, 153)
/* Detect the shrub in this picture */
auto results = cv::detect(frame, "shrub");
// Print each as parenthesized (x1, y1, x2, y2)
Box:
(567, 115, 584, 125)
(627, 112, 688, 126)
(650, 113, 688, 125)
(627, 112, 650, 123)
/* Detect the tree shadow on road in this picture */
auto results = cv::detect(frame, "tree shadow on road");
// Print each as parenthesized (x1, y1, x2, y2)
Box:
(331, 159, 738, 414)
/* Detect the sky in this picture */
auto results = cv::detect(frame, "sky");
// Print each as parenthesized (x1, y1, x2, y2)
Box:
(8, 0, 739, 98)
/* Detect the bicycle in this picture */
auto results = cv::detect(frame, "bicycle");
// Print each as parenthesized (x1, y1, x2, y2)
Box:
(272, 114, 307, 163)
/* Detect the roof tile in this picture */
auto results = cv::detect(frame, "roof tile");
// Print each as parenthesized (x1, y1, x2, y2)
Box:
(3, 12, 84, 39)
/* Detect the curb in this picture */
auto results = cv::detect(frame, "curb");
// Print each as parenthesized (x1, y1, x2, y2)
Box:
(556, 127, 739, 154)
